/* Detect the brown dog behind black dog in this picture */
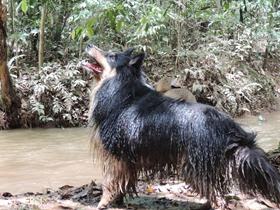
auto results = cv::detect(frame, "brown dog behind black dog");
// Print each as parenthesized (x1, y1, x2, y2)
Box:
(156, 77, 196, 102)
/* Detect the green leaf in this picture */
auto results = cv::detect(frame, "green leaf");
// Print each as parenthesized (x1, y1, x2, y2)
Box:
(107, 10, 115, 22)
(75, 26, 83, 36)
(107, 10, 116, 29)
(144, 23, 150, 32)
(116, 20, 122, 32)
(110, 20, 115, 29)
(141, 17, 147, 24)
(28, 0, 35, 5)
(71, 30, 75, 40)
(116, 3, 123, 11)
(87, 17, 95, 28)
(86, 18, 94, 37)
(224, 2, 230, 10)
(163, 7, 169, 17)
(182, 11, 188, 17)
(86, 27, 94, 38)
(21, 0, 28, 13)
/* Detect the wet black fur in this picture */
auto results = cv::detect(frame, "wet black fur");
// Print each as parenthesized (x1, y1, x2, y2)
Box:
(89, 49, 280, 206)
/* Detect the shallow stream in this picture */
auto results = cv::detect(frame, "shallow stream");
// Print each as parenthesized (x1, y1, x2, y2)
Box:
(0, 112, 279, 194)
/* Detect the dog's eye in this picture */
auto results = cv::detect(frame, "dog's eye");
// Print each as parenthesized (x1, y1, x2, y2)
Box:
(109, 54, 115, 60)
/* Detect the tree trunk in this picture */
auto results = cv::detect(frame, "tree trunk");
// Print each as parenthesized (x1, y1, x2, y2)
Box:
(79, 36, 83, 59)
(263, 47, 268, 70)
(0, 0, 21, 128)
(9, 0, 20, 77)
(8, 0, 15, 47)
(263, 0, 275, 70)
(38, 3, 47, 72)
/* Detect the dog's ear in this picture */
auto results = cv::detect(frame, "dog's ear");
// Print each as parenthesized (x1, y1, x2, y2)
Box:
(129, 53, 145, 69)
(124, 48, 134, 56)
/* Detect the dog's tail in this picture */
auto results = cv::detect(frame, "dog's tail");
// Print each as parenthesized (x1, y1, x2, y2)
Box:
(229, 134, 280, 205)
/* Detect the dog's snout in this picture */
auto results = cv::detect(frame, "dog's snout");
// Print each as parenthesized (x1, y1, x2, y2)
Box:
(87, 44, 93, 50)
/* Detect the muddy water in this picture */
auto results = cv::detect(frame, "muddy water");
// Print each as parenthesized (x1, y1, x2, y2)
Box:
(0, 128, 102, 194)
(0, 112, 279, 194)
(238, 111, 280, 151)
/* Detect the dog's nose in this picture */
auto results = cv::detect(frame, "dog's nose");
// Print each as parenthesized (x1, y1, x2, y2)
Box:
(87, 44, 93, 49)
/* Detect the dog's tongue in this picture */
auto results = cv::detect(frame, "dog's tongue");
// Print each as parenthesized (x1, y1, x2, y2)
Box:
(83, 62, 102, 73)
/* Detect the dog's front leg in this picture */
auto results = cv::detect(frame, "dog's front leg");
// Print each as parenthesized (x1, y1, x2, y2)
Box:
(97, 171, 116, 209)
(97, 159, 137, 209)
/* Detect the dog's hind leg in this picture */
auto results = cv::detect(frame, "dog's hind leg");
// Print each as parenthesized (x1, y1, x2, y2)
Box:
(97, 159, 138, 209)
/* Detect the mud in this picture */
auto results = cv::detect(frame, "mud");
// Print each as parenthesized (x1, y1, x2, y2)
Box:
(1, 176, 279, 210)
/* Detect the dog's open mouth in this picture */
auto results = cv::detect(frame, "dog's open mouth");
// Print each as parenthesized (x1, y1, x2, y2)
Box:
(82, 59, 103, 74)
(82, 44, 108, 78)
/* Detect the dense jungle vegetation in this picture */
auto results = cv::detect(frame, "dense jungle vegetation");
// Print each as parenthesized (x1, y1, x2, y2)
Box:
(0, 0, 280, 129)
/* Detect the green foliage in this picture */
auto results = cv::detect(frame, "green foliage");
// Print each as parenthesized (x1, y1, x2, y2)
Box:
(12, 60, 91, 127)
(21, 0, 28, 13)
(10, 0, 280, 57)
(2, 0, 280, 128)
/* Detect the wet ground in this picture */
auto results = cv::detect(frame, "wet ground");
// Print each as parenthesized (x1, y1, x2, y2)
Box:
(1, 175, 280, 210)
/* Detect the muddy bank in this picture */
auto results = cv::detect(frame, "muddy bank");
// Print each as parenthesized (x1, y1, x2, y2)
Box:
(268, 149, 280, 170)
(1, 149, 280, 210)
(1, 180, 277, 210)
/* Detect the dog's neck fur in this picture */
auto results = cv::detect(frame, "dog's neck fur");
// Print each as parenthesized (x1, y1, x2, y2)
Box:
(88, 68, 153, 127)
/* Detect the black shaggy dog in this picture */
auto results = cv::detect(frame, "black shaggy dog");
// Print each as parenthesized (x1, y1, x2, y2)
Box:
(82, 45, 280, 209)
